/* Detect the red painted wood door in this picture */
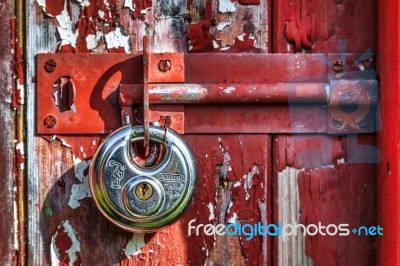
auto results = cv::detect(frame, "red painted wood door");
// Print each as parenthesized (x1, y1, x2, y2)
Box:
(2, 0, 383, 265)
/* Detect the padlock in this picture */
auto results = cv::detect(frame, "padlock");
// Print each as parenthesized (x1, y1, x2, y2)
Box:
(89, 125, 198, 232)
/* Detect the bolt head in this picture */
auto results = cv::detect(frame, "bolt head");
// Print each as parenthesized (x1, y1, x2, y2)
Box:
(44, 59, 57, 73)
(44, 115, 57, 128)
(158, 60, 171, 72)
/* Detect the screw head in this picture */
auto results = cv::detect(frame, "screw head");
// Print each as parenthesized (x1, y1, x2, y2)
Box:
(158, 60, 171, 72)
(331, 118, 345, 129)
(44, 59, 57, 73)
(332, 59, 344, 73)
(44, 115, 57, 128)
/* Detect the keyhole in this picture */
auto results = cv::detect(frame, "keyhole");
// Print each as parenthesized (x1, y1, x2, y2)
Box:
(141, 184, 148, 196)
(135, 182, 153, 200)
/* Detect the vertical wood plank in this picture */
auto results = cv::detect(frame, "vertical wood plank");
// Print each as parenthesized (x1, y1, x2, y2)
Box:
(272, 0, 376, 53)
(273, 134, 377, 266)
(0, 0, 16, 264)
(377, 0, 400, 265)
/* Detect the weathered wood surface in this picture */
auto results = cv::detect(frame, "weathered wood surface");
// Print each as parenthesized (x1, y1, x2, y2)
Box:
(27, 0, 270, 264)
(0, 0, 16, 264)
(273, 135, 377, 265)
(376, 0, 400, 264)
(273, 0, 376, 53)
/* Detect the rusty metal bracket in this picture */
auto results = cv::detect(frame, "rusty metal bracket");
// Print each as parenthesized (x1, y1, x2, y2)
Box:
(36, 53, 378, 135)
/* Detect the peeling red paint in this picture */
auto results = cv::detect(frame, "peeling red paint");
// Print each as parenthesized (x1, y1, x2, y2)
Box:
(45, 0, 65, 17)
(187, 20, 221, 52)
(273, 0, 376, 53)
(51, 220, 82, 266)
(11, 17, 24, 109)
(59, 136, 103, 160)
(188, 22, 261, 53)
(40, 135, 103, 160)
(224, 32, 261, 52)
(273, 135, 377, 265)
(126, 0, 152, 19)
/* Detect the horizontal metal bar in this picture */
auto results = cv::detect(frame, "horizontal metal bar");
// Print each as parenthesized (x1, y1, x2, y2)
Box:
(120, 80, 378, 105)
(147, 83, 329, 104)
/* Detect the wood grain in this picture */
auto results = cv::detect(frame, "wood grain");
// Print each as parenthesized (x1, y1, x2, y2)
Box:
(273, 0, 376, 53)
(0, 0, 16, 264)
(273, 135, 377, 266)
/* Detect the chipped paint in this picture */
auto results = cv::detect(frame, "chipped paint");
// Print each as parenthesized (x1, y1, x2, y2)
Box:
(51, 220, 81, 266)
(216, 22, 230, 32)
(75, 0, 90, 7)
(68, 157, 92, 209)
(15, 141, 25, 171)
(227, 212, 237, 224)
(124, 0, 135, 11)
(223, 87, 235, 94)
(337, 157, 346, 164)
(218, 0, 236, 13)
(207, 203, 215, 221)
(86, 31, 103, 50)
(212, 40, 220, 49)
(233, 181, 241, 187)
(16, 79, 24, 105)
(56, 9, 79, 48)
(13, 187, 19, 250)
(244, 165, 259, 201)
(123, 234, 146, 258)
(104, 26, 131, 53)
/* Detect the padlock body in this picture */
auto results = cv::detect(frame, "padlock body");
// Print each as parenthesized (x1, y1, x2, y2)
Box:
(89, 125, 197, 232)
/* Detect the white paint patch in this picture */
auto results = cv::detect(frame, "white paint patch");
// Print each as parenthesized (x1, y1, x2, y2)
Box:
(105, 26, 131, 53)
(124, 0, 135, 11)
(51, 220, 81, 266)
(207, 203, 215, 221)
(233, 181, 241, 188)
(75, 0, 90, 7)
(16, 142, 25, 171)
(56, 9, 79, 48)
(227, 201, 233, 213)
(59, 138, 72, 148)
(86, 31, 103, 50)
(216, 21, 230, 31)
(68, 157, 92, 209)
(227, 212, 238, 224)
(123, 234, 145, 257)
(13, 186, 19, 250)
(141, 7, 151, 14)
(223, 87, 235, 94)
(212, 40, 220, 49)
(244, 165, 259, 201)
(218, 0, 236, 13)
(98, 10, 105, 19)
(337, 157, 346, 164)
(17, 79, 24, 104)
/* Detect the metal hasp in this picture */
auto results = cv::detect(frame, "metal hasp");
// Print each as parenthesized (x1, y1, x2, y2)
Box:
(36, 53, 378, 135)
(89, 125, 198, 232)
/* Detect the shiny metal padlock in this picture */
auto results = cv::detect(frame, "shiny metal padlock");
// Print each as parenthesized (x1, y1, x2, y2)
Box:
(89, 125, 197, 232)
